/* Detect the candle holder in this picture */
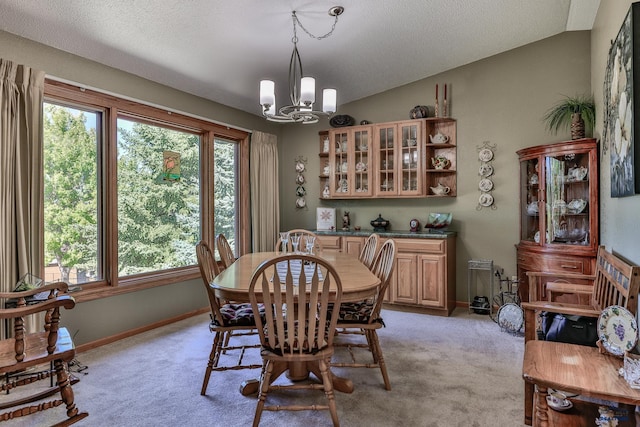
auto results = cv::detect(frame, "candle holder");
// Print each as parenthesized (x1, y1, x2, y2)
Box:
(434, 84, 439, 118)
(443, 83, 448, 117)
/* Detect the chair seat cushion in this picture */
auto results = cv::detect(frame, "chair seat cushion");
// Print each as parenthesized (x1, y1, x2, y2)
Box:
(214, 303, 265, 327)
(263, 320, 329, 355)
(330, 301, 376, 323)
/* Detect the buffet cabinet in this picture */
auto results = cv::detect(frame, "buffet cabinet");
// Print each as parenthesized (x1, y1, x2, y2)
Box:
(319, 118, 457, 199)
(515, 138, 599, 301)
(316, 233, 456, 316)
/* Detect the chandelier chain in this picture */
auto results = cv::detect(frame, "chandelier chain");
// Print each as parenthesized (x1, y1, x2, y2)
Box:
(292, 11, 340, 42)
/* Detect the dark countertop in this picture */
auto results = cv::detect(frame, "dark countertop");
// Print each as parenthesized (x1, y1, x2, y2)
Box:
(314, 228, 456, 239)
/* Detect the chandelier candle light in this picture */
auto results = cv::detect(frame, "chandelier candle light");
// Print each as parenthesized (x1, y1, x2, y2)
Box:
(259, 6, 344, 124)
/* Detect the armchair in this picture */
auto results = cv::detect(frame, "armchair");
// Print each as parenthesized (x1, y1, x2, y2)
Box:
(0, 281, 88, 425)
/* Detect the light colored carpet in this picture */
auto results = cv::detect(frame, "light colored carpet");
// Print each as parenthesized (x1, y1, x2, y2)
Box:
(4, 307, 526, 426)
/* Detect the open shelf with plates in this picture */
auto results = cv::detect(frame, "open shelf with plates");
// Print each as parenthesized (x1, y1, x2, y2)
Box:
(516, 138, 599, 301)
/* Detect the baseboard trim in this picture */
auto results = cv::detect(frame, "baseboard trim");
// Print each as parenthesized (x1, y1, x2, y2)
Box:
(75, 307, 209, 353)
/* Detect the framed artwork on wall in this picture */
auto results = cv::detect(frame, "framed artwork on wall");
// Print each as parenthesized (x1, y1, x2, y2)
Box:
(603, 3, 640, 197)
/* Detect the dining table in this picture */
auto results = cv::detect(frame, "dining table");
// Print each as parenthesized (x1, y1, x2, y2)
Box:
(211, 250, 381, 395)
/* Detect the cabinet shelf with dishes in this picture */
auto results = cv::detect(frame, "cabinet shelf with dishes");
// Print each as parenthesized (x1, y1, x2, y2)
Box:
(516, 138, 599, 302)
(319, 117, 456, 199)
(424, 119, 457, 197)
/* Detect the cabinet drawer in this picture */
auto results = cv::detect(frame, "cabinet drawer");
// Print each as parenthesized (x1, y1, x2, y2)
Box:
(395, 238, 445, 254)
(542, 257, 586, 273)
(518, 253, 586, 274)
(317, 235, 342, 250)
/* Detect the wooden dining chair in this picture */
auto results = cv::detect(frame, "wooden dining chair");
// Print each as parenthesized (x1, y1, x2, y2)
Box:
(276, 229, 324, 253)
(0, 282, 88, 425)
(248, 253, 343, 427)
(358, 233, 380, 269)
(331, 239, 396, 390)
(195, 241, 262, 396)
(216, 233, 236, 270)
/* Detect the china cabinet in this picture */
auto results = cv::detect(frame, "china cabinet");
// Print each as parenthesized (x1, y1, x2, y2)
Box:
(515, 138, 599, 301)
(319, 118, 456, 199)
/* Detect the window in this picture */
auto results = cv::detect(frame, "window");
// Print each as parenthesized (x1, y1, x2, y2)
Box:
(116, 118, 201, 276)
(43, 103, 101, 285)
(213, 139, 238, 257)
(43, 80, 249, 299)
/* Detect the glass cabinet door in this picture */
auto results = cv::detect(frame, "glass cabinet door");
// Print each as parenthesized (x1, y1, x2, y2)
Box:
(544, 152, 591, 246)
(399, 122, 422, 195)
(377, 126, 396, 195)
(520, 158, 540, 243)
(331, 130, 349, 196)
(352, 128, 372, 196)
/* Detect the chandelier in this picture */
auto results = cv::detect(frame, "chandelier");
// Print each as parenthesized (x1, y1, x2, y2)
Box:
(259, 6, 344, 124)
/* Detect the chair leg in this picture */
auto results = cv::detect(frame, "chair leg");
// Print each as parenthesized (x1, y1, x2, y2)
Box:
(319, 356, 340, 427)
(368, 330, 391, 390)
(253, 360, 272, 427)
(54, 359, 79, 419)
(201, 331, 223, 395)
(222, 330, 232, 353)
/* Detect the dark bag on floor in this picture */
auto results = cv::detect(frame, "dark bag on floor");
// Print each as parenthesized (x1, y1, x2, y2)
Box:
(539, 312, 598, 347)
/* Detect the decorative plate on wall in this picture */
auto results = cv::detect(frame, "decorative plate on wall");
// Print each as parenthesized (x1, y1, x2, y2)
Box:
(479, 178, 494, 192)
(479, 193, 494, 207)
(478, 148, 494, 162)
(479, 163, 494, 177)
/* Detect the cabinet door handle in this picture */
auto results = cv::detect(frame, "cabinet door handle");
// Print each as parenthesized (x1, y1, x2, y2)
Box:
(560, 265, 578, 269)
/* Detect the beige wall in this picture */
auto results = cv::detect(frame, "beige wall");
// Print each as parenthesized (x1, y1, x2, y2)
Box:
(592, 1, 640, 264)
(279, 31, 592, 302)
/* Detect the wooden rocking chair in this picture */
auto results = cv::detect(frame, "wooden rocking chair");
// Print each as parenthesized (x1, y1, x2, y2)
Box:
(0, 281, 88, 425)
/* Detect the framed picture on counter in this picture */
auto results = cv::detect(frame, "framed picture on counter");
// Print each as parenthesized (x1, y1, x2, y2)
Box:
(316, 207, 335, 230)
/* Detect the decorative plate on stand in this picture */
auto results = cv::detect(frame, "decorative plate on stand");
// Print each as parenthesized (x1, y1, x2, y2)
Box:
(598, 305, 638, 356)
(497, 303, 524, 333)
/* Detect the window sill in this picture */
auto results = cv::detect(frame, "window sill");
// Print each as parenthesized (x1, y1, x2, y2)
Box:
(68, 267, 200, 303)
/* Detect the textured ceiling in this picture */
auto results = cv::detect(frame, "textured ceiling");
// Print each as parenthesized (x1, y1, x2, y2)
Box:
(0, 0, 600, 118)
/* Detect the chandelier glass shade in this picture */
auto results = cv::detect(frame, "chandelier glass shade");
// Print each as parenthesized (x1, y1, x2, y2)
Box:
(259, 8, 343, 124)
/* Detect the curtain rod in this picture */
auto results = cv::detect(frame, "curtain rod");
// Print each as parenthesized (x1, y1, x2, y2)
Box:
(45, 74, 252, 134)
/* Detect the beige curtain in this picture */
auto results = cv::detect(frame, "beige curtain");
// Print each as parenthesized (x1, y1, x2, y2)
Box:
(250, 131, 279, 252)
(0, 59, 46, 336)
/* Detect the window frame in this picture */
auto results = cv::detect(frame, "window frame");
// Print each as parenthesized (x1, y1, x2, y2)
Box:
(44, 79, 250, 302)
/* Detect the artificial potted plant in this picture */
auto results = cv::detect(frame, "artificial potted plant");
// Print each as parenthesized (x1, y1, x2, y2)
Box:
(543, 95, 595, 140)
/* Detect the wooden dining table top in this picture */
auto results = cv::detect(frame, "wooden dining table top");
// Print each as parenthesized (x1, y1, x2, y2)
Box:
(211, 251, 381, 303)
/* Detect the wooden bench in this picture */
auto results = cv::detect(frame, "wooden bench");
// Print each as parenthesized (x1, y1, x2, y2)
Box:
(521, 245, 640, 425)
(0, 282, 88, 425)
